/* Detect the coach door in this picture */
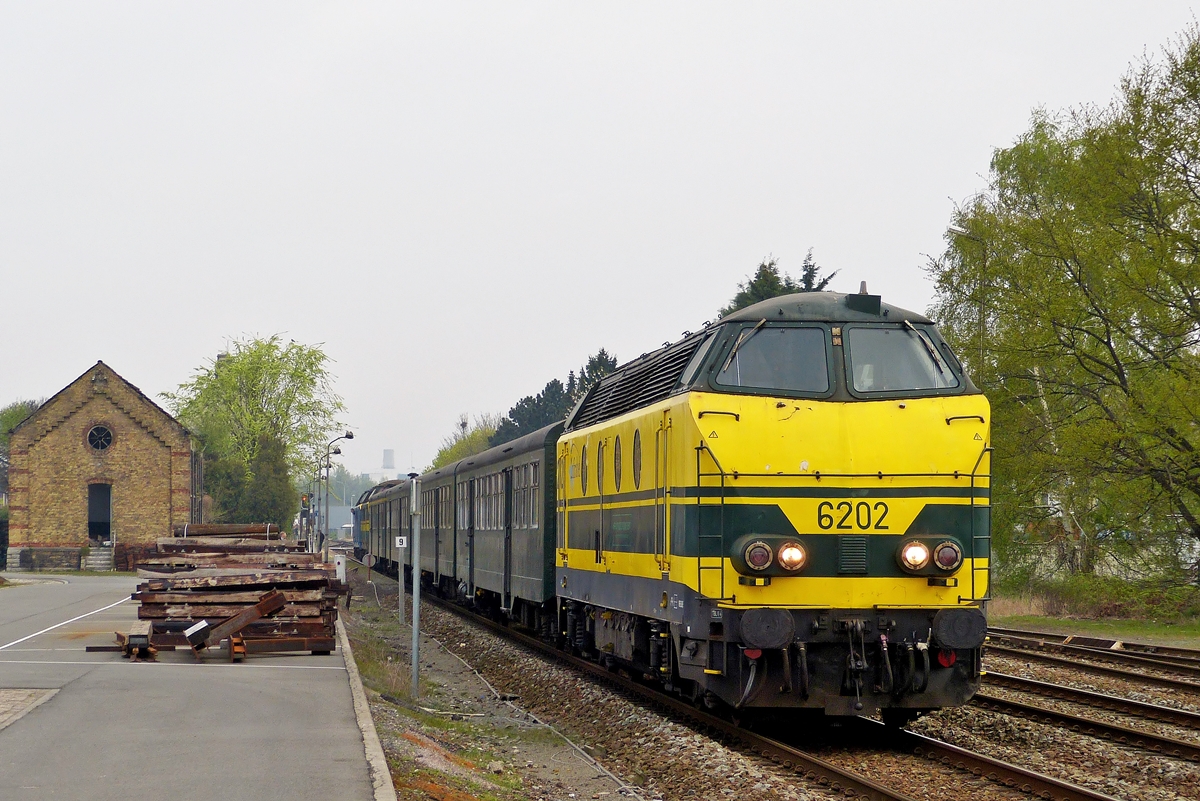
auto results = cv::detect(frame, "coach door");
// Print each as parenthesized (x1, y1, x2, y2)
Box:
(467, 478, 477, 595)
(503, 467, 513, 610)
(654, 411, 671, 573)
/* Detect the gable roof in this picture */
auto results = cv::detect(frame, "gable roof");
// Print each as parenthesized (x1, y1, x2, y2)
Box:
(11, 360, 190, 446)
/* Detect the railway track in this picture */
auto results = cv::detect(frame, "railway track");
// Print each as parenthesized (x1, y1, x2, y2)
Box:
(985, 670, 1200, 730)
(972, 689, 1200, 762)
(989, 627, 1200, 665)
(988, 629, 1200, 679)
(404, 584, 1123, 801)
(986, 643, 1200, 694)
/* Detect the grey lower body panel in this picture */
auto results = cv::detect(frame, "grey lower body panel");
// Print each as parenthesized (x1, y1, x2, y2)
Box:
(556, 566, 686, 624)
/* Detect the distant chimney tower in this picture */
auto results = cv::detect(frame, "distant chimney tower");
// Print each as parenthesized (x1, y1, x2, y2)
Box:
(382, 449, 395, 470)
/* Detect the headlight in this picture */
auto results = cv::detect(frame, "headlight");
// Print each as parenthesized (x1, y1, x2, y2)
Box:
(933, 541, 963, 571)
(899, 540, 931, 571)
(744, 541, 773, 571)
(777, 542, 806, 571)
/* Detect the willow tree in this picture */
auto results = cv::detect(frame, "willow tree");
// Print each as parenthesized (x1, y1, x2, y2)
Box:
(929, 27, 1200, 580)
(162, 336, 346, 478)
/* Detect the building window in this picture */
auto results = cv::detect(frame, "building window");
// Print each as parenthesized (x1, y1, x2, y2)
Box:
(87, 425, 113, 451)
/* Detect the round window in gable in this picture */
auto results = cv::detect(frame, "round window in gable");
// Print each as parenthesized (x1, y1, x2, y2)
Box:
(87, 425, 113, 451)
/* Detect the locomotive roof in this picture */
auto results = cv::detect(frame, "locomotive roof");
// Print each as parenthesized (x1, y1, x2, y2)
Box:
(719, 291, 931, 325)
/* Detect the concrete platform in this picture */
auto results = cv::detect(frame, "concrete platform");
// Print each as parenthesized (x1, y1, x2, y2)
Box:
(0, 574, 377, 801)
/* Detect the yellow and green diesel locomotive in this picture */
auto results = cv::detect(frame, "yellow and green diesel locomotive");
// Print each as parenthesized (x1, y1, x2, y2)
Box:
(556, 290, 989, 721)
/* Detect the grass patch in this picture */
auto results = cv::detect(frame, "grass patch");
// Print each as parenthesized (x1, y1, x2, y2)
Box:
(991, 573, 1200, 646)
(994, 573, 1200, 620)
(345, 616, 411, 698)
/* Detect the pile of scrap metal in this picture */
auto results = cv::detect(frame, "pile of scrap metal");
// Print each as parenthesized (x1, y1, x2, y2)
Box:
(129, 524, 348, 661)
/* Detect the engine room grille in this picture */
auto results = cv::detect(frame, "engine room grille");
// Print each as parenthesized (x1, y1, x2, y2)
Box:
(568, 334, 707, 430)
(837, 536, 869, 574)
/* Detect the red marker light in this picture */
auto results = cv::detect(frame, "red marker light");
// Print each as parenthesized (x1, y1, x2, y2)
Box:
(937, 649, 957, 668)
(744, 648, 763, 660)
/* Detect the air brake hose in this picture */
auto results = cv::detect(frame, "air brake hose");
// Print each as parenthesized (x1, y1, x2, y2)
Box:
(879, 634, 894, 694)
(736, 658, 758, 709)
(914, 641, 930, 693)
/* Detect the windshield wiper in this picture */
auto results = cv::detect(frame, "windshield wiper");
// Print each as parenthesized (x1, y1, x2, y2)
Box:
(723, 319, 767, 372)
(903, 320, 948, 375)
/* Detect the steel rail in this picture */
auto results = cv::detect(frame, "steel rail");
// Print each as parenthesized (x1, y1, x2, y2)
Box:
(417, 588, 1122, 801)
(989, 627, 1200, 663)
(880, 724, 1122, 801)
(985, 671, 1200, 729)
(972, 691, 1200, 762)
(987, 644, 1200, 693)
(988, 633, 1200, 677)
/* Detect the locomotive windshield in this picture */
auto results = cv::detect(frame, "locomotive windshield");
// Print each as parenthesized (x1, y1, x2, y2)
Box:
(714, 325, 829, 393)
(845, 325, 960, 393)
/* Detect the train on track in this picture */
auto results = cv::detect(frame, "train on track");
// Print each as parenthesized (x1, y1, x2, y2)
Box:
(353, 289, 991, 723)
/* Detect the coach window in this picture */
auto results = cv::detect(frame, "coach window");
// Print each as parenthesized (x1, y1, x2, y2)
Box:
(613, 436, 622, 492)
(581, 445, 588, 495)
(597, 442, 605, 495)
(531, 462, 540, 526)
(514, 468, 522, 528)
(632, 429, 642, 490)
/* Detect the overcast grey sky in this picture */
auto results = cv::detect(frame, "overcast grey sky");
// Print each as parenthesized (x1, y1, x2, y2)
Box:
(2, 3, 1196, 476)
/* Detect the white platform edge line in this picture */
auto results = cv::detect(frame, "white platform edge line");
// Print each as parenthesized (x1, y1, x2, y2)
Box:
(0, 597, 129, 651)
(337, 618, 397, 801)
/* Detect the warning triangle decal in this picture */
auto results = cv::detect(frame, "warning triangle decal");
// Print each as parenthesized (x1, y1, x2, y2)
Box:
(708, 431, 718, 439)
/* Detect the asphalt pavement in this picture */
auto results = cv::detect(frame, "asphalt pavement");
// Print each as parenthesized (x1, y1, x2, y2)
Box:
(0, 574, 376, 801)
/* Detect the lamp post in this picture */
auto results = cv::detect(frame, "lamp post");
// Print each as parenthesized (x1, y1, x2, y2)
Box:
(948, 225, 987, 384)
(409, 471, 421, 698)
(322, 431, 354, 561)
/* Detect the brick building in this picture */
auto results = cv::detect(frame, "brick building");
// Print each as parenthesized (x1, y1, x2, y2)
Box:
(6, 361, 201, 571)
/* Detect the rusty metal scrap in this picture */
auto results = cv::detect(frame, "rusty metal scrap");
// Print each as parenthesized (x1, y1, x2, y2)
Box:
(129, 529, 348, 661)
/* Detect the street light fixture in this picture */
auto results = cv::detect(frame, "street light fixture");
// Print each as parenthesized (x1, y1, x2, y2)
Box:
(322, 431, 354, 561)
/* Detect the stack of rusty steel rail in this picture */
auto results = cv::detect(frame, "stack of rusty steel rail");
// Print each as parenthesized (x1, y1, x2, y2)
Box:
(131, 524, 347, 660)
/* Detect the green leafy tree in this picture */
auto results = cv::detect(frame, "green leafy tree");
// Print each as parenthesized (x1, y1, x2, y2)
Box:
(317, 465, 385, 507)
(240, 435, 294, 528)
(162, 336, 345, 477)
(490, 350, 618, 447)
(720, 251, 837, 316)
(928, 27, 1200, 581)
(1, 399, 42, 498)
(429, 413, 501, 470)
(202, 454, 248, 523)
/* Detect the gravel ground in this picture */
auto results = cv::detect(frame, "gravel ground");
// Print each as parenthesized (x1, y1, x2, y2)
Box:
(909, 706, 1200, 800)
(350, 564, 1200, 801)
(416, 599, 843, 801)
(416, 599, 1063, 801)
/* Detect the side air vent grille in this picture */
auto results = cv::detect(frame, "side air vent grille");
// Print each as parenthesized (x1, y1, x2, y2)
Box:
(569, 335, 707, 430)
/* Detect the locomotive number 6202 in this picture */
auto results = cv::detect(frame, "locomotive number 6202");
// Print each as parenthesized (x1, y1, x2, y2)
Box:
(817, 500, 889, 530)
